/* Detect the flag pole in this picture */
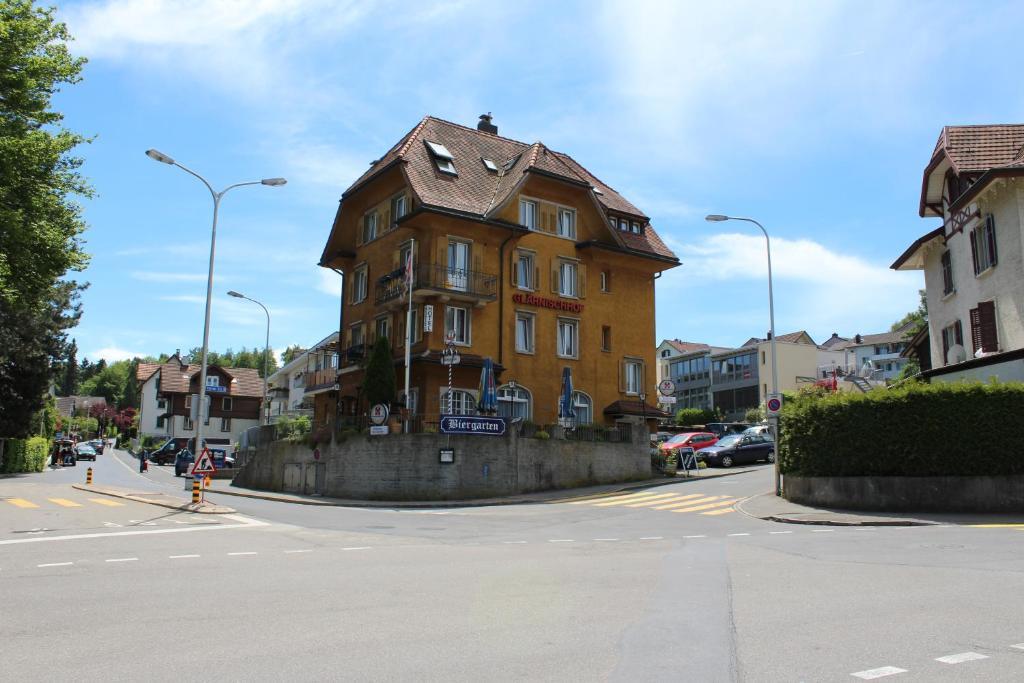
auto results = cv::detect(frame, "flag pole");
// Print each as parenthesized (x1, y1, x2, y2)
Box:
(403, 239, 414, 432)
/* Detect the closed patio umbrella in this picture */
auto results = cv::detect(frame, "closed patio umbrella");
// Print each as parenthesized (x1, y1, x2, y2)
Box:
(558, 366, 575, 428)
(477, 357, 498, 414)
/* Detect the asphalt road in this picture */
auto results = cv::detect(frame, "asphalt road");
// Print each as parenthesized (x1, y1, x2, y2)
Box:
(2, 448, 1022, 681)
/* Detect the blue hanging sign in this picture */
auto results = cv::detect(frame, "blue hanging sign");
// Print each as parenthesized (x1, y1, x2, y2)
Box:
(439, 415, 506, 436)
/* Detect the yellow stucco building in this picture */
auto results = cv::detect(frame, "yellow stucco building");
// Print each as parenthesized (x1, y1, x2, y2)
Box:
(316, 115, 678, 427)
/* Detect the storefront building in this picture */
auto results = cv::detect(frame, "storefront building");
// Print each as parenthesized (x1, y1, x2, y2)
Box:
(317, 115, 679, 426)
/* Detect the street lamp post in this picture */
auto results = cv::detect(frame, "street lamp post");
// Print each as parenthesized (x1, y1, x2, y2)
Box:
(146, 149, 284, 459)
(227, 291, 271, 425)
(706, 214, 781, 496)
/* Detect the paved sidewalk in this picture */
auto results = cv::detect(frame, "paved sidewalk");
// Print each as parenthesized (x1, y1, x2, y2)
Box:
(736, 491, 1024, 527)
(205, 465, 760, 509)
(72, 483, 236, 514)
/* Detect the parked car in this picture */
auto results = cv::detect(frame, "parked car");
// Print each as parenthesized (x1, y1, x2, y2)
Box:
(659, 432, 719, 455)
(696, 433, 775, 467)
(147, 439, 180, 465)
(705, 422, 750, 438)
(174, 449, 195, 477)
(651, 431, 675, 447)
(74, 443, 97, 461)
(742, 424, 773, 437)
(88, 439, 105, 455)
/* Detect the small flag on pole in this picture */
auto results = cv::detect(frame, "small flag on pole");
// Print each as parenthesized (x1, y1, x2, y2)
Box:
(404, 249, 414, 293)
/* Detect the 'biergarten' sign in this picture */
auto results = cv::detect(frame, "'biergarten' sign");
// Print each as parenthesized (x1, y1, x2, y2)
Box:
(511, 293, 583, 313)
(439, 415, 507, 436)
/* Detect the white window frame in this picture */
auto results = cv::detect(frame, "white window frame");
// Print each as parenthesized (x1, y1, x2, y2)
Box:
(220, 417, 231, 432)
(515, 311, 535, 354)
(599, 271, 609, 292)
(558, 260, 578, 298)
(557, 207, 576, 239)
(572, 391, 593, 425)
(375, 315, 391, 344)
(390, 193, 407, 223)
(352, 264, 368, 304)
(183, 416, 194, 431)
(516, 250, 535, 291)
(444, 389, 477, 415)
(185, 395, 193, 409)
(971, 214, 997, 276)
(519, 199, 538, 230)
(406, 387, 419, 415)
(206, 376, 220, 387)
(349, 322, 365, 349)
(497, 384, 531, 420)
(618, 218, 629, 232)
(557, 317, 579, 359)
(362, 211, 378, 244)
(625, 359, 643, 395)
(445, 305, 470, 346)
(631, 221, 641, 234)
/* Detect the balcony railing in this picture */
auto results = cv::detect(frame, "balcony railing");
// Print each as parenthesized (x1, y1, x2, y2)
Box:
(339, 343, 366, 368)
(303, 367, 339, 393)
(375, 263, 497, 306)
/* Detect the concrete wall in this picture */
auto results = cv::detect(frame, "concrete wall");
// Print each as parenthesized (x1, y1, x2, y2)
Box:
(234, 428, 651, 501)
(785, 474, 1024, 513)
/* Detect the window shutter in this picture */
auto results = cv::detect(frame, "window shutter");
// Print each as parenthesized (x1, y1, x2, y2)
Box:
(510, 252, 518, 286)
(356, 217, 364, 246)
(969, 307, 981, 355)
(618, 359, 626, 392)
(640, 360, 647, 393)
(986, 215, 998, 266)
(436, 239, 446, 270)
(969, 229, 979, 275)
(978, 300, 998, 352)
(473, 253, 482, 274)
(392, 250, 400, 270)
(535, 267, 541, 291)
(381, 207, 391, 232)
(954, 319, 963, 346)
(551, 259, 559, 294)
(578, 264, 587, 298)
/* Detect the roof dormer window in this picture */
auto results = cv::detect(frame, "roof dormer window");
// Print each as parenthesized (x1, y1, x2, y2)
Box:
(426, 140, 456, 175)
(482, 158, 498, 172)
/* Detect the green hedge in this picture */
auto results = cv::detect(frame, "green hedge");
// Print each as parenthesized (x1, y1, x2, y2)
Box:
(1, 437, 51, 474)
(779, 382, 1024, 477)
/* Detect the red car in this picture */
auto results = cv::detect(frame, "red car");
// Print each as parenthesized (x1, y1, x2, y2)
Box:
(659, 432, 719, 455)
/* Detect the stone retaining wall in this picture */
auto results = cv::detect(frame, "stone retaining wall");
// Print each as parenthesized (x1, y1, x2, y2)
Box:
(784, 475, 1024, 513)
(233, 428, 650, 501)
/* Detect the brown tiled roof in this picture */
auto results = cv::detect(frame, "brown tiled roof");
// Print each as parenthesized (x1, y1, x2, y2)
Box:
(602, 400, 671, 419)
(667, 340, 711, 355)
(742, 331, 816, 346)
(55, 396, 107, 417)
(342, 116, 677, 261)
(152, 363, 263, 398)
(930, 124, 1024, 173)
(847, 323, 918, 347)
(136, 362, 161, 382)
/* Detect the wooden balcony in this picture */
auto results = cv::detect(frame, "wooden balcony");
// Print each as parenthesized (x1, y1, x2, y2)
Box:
(303, 367, 339, 395)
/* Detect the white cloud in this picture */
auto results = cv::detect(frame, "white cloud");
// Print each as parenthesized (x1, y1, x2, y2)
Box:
(316, 268, 342, 297)
(90, 346, 144, 362)
(130, 271, 207, 283)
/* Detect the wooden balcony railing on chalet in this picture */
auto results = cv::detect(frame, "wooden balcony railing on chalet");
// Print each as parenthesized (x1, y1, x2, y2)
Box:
(375, 263, 497, 307)
(303, 367, 339, 394)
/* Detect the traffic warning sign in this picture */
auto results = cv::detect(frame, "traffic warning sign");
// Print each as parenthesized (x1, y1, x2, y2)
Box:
(191, 448, 217, 475)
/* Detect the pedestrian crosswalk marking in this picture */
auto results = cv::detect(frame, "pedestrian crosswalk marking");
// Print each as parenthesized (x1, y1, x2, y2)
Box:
(701, 508, 735, 516)
(591, 492, 668, 507)
(670, 499, 737, 514)
(88, 498, 125, 507)
(6, 498, 40, 509)
(651, 495, 719, 510)
(623, 493, 688, 507)
(48, 498, 82, 508)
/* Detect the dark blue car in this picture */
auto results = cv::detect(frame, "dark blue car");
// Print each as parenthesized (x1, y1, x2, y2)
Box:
(697, 433, 775, 468)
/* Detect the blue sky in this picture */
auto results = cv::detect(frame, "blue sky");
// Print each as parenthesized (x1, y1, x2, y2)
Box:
(56, 0, 1024, 363)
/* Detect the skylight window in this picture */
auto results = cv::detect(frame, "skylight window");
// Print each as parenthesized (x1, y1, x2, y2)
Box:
(502, 153, 522, 172)
(592, 186, 604, 195)
(425, 140, 456, 175)
(482, 158, 498, 172)
(426, 141, 453, 160)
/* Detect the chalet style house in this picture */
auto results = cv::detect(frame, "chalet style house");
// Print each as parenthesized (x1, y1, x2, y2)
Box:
(317, 114, 679, 426)
(892, 124, 1024, 383)
(136, 352, 263, 446)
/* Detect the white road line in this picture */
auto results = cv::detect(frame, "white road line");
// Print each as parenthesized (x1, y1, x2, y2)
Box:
(502, 541, 527, 544)
(0, 514, 267, 546)
(593, 538, 619, 542)
(284, 549, 313, 554)
(169, 554, 200, 559)
(812, 529, 835, 533)
(683, 535, 706, 539)
(639, 536, 663, 540)
(105, 557, 138, 563)
(728, 533, 750, 537)
(37, 562, 73, 568)
(1011, 643, 1024, 650)
(935, 652, 988, 664)
(851, 665, 907, 679)
(548, 539, 574, 543)
(342, 546, 370, 551)
(769, 531, 793, 534)
(227, 552, 257, 556)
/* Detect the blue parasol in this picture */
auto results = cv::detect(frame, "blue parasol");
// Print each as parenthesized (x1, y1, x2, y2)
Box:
(477, 357, 498, 414)
(558, 366, 575, 427)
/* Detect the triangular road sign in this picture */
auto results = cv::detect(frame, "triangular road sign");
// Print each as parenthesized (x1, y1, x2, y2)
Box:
(191, 448, 217, 475)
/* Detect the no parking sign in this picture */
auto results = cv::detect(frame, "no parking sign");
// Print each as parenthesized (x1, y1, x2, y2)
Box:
(766, 394, 783, 417)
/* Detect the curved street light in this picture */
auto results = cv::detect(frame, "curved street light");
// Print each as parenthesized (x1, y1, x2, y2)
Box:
(228, 290, 271, 425)
(146, 149, 285, 455)
(706, 213, 781, 496)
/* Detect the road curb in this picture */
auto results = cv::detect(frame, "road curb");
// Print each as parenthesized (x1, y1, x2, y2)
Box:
(72, 484, 236, 515)
(205, 467, 758, 509)
(733, 494, 937, 527)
